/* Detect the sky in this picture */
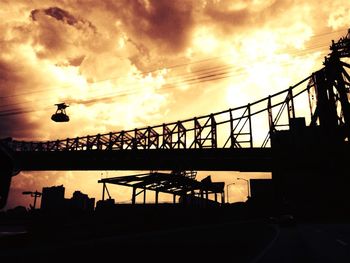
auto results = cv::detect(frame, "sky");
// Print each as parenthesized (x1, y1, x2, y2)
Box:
(1, 0, 350, 210)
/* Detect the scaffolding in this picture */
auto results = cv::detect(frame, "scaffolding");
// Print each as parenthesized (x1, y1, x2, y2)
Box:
(98, 171, 225, 206)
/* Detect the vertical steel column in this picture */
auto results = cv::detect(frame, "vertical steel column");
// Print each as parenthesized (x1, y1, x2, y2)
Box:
(194, 118, 201, 149)
(307, 82, 315, 124)
(120, 131, 125, 150)
(133, 129, 138, 150)
(55, 140, 59, 151)
(86, 135, 90, 150)
(210, 114, 217, 148)
(267, 96, 273, 132)
(229, 109, 234, 148)
(108, 132, 112, 150)
(287, 88, 295, 124)
(332, 59, 350, 138)
(155, 191, 159, 204)
(132, 187, 136, 205)
(65, 138, 69, 151)
(143, 188, 146, 204)
(177, 122, 181, 149)
(73, 138, 77, 151)
(147, 127, 151, 149)
(96, 134, 101, 150)
(247, 103, 253, 148)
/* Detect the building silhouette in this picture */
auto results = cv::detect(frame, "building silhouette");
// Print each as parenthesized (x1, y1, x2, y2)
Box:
(40, 185, 94, 213)
(70, 190, 95, 212)
(248, 179, 275, 215)
(40, 185, 65, 211)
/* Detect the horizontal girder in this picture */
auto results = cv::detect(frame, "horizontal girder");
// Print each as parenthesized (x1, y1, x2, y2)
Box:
(13, 148, 272, 172)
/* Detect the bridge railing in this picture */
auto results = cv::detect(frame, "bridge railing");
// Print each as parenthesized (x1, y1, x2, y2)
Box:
(2, 75, 313, 152)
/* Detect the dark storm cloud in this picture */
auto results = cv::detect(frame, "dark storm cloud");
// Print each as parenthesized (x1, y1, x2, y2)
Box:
(122, 0, 194, 53)
(31, 7, 78, 25)
(29, 1, 194, 61)
(29, 6, 96, 62)
(203, 0, 295, 33)
(31, 6, 97, 31)
(72, 0, 195, 54)
(114, 0, 195, 71)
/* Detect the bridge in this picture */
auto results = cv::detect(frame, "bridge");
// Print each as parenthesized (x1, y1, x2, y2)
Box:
(1, 30, 350, 210)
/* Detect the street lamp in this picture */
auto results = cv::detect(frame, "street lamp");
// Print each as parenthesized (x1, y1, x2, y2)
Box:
(22, 190, 42, 209)
(237, 178, 250, 198)
(226, 183, 235, 203)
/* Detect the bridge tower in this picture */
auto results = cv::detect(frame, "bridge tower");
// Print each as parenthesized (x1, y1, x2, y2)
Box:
(0, 140, 17, 208)
(271, 30, 350, 218)
(310, 29, 350, 141)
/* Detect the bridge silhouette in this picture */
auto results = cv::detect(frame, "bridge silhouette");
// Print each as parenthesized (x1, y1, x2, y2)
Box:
(1, 29, 350, 210)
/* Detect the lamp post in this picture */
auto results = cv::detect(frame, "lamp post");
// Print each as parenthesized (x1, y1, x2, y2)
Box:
(237, 178, 250, 199)
(22, 190, 42, 209)
(226, 183, 235, 203)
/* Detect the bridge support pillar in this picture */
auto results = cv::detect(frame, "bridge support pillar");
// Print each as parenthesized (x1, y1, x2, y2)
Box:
(0, 144, 15, 209)
(155, 191, 159, 204)
(271, 119, 350, 219)
(143, 188, 146, 204)
(0, 170, 12, 209)
(132, 187, 136, 205)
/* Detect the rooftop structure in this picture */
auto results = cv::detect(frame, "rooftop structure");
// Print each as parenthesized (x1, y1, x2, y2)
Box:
(98, 171, 225, 206)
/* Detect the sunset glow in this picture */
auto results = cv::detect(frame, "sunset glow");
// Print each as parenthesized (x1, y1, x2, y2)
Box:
(1, 0, 350, 209)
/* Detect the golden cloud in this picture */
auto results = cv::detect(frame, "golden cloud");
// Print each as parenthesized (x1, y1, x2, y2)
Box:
(1, 0, 350, 209)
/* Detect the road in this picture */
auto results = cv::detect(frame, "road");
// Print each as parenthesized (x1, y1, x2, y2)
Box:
(1, 218, 350, 262)
(256, 223, 350, 263)
(0, 219, 274, 262)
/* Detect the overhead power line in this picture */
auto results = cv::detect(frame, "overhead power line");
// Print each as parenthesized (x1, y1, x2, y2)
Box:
(1, 28, 345, 101)
(0, 28, 347, 117)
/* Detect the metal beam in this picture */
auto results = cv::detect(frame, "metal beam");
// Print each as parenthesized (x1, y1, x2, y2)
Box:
(13, 148, 273, 172)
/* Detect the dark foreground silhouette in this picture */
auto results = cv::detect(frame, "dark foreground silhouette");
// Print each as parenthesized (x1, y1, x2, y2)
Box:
(1, 202, 350, 263)
(0, 203, 276, 262)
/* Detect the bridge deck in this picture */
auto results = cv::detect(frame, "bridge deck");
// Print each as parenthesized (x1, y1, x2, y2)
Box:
(13, 148, 272, 172)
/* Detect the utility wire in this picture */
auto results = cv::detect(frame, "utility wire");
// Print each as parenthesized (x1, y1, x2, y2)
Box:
(0, 55, 328, 116)
(0, 43, 329, 109)
(0, 29, 346, 117)
(0, 28, 345, 101)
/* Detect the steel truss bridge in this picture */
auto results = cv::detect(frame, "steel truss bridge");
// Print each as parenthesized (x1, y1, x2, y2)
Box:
(1, 30, 350, 208)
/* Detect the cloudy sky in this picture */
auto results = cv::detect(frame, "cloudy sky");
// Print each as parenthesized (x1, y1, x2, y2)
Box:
(1, 0, 350, 209)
